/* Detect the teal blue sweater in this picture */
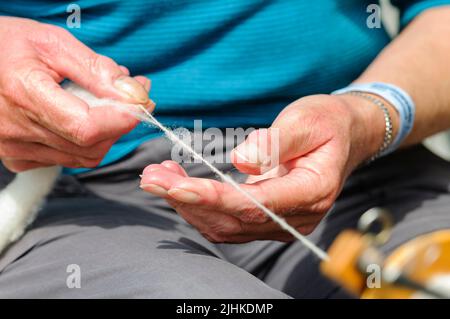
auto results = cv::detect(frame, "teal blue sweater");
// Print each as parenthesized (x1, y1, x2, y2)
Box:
(1, 0, 448, 174)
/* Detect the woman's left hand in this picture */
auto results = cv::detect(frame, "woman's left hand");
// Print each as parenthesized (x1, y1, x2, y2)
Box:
(140, 94, 394, 243)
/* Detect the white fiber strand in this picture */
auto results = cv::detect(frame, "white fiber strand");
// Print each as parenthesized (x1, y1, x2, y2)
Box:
(0, 166, 60, 253)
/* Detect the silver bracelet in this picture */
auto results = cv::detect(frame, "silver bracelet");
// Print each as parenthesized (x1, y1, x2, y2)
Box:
(339, 91, 394, 163)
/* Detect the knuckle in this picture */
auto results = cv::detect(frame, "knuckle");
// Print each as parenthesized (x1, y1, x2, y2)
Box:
(239, 204, 268, 224)
(280, 107, 308, 132)
(322, 181, 340, 208)
(87, 54, 118, 78)
(306, 173, 339, 215)
(114, 118, 136, 137)
(323, 195, 337, 210)
(31, 24, 71, 57)
(310, 197, 334, 215)
(81, 140, 112, 159)
(72, 121, 100, 147)
(20, 68, 53, 94)
(0, 71, 20, 99)
(279, 204, 303, 216)
(1, 68, 31, 102)
(21, 67, 46, 85)
(287, 110, 304, 127)
(237, 188, 272, 224)
(41, 24, 71, 39)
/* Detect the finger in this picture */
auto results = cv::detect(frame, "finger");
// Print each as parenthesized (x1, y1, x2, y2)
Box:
(165, 197, 244, 243)
(21, 122, 116, 159)
(141, 163, 318, 224)
(2, 159, 53, 173)
(140, 165, 186, 196)
(245, 165, 289, 184)
(231, 129, 274, 175)
(134, 76, 151, 92)
(0, 141, 102, 168)
(46, 137, 115, 161)
(16, 70, 141, 146)
(119, 65, 130, 76)
(142, 161, 187, 177)
(165, 176, 270, 224)
(32, 25, 151, 106)
(0, 100, 112, 160)
(160, 160, 188, 177)
(231, 106, 332, 175)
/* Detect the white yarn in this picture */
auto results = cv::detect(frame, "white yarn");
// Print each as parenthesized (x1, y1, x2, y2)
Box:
(0, 166, 60, 253)
(0, 83, 329, 261)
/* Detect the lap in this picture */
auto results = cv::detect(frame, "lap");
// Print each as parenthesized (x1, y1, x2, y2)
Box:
(1, 140, 450, 299)
(0, 196, 287, 298)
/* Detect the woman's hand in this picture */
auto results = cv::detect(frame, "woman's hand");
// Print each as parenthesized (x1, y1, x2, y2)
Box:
(141, 94, 397, 243)
(0, 16, 153, 172)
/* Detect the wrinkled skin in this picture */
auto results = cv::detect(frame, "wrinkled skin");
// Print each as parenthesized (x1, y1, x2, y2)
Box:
(141, 94, 391, 243)
(0, 17, 153, 172)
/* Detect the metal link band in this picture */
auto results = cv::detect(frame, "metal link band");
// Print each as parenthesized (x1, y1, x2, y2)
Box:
(332, 82, 415, 154)
(340, 91, 394, 163)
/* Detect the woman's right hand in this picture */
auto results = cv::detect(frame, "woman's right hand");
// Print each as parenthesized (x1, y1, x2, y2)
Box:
(0, 16, 154, 172)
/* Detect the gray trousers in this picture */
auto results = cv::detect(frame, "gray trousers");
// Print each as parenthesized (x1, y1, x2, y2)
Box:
(0, 136, 450, 298)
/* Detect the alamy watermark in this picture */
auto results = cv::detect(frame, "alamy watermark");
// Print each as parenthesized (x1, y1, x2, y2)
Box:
(366, 263, 382, 289)
(366, 4, 382, 29)
(169, 120, 280, 168)
(66, 264, 81, 289)
(66, 4, 81, 29)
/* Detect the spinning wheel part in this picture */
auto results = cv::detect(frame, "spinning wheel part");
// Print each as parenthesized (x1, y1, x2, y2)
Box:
(321, 208, 450, 298)
(357, 207, 393, 246)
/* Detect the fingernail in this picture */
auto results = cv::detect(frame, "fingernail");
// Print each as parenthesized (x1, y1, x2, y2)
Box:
(114, 76, 149, 104)
(168, 188, 201, 204)
(142, 166, 161, 175)
(144, 78, 151, 91)
(144, 99, 156, 112)
(140, 183, 168, 196)
(132, 99, 156, 115)
(233, 142, 270, 166)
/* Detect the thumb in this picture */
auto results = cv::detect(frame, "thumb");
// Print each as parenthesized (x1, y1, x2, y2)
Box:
(231, 110, 328, 175)
(33, 26, 151, 106)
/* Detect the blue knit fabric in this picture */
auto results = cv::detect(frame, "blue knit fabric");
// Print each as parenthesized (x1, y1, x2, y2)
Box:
(1, 0, 448, 174)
